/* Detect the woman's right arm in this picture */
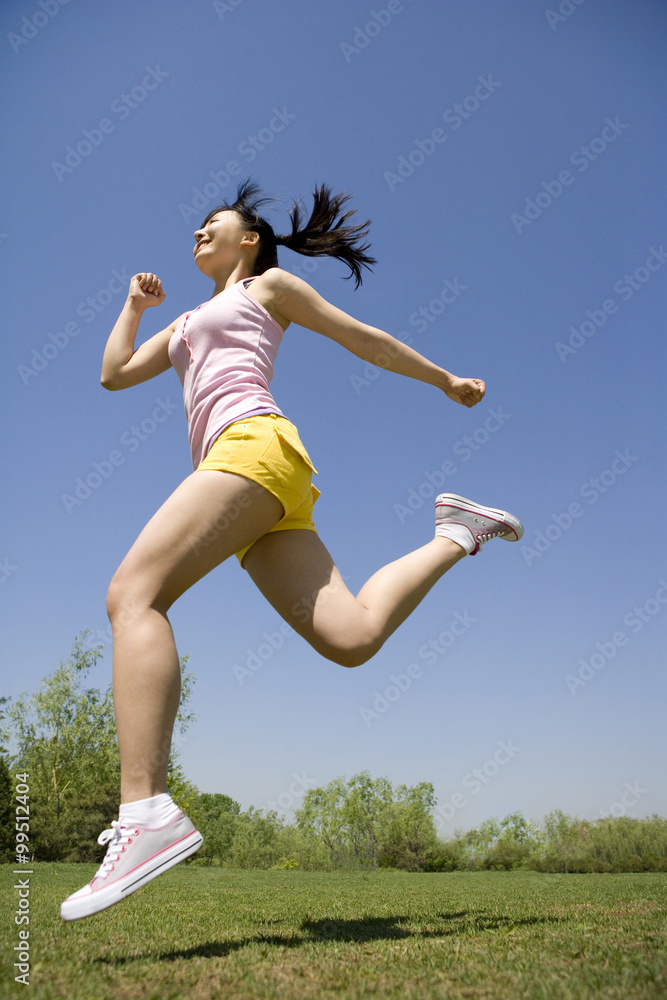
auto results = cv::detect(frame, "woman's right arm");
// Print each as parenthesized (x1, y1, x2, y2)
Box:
(262, 269, 486, 408)
(101, 273, 186, 390)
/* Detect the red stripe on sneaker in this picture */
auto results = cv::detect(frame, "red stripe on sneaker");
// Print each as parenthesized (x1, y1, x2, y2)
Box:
(122, 835, 203, 894)
(95, 830, 197, 891)
(436, 501, 519, 541)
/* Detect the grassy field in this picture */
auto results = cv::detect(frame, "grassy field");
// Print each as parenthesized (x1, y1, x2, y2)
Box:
(1, 865, 666, 999)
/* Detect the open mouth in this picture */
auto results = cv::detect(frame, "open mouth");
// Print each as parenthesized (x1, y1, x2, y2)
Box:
(194, 242, 210, 256)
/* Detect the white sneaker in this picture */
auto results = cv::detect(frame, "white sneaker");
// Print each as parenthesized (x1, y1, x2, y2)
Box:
(60, 811, 203, 921)
(435, 493, 524, 555)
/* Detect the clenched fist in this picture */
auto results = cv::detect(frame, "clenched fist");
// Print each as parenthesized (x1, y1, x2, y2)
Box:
(128, 273, 166, 308)
(444, 377, 486, 408)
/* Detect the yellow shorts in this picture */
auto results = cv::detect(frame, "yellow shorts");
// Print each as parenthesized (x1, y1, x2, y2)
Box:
(195, 413, 320, 567)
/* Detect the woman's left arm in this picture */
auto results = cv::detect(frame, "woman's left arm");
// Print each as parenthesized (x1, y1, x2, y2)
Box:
(263, 268, 485, 409)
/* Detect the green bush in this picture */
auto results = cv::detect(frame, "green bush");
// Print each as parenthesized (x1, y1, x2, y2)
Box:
(0, 756, 13, 863)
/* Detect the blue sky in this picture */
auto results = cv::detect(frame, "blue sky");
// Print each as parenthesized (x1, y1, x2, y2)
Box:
(1, 0, 665, 836)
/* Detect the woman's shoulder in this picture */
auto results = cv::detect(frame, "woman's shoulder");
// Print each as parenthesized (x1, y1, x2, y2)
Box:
(250, 267, 298, 293)
(252, 267, 314, 308)
(242, 269, 296, 333)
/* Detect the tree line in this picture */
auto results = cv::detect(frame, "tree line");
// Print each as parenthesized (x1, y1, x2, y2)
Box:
(1, 633, 665, 873)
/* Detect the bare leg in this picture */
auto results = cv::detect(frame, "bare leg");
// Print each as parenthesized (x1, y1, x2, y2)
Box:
(109, 467, 465, 802)
(110, 604, 181, 803)
(244, 531, 465, 667)
(107, 470, 285, 803)
(356, 537, 466, 640)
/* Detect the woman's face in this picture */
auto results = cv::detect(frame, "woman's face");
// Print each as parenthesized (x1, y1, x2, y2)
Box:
(193, 211, 258, 276)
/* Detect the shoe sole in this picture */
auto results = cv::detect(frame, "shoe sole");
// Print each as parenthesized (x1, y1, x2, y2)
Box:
(60, 828, 203, 921)
(435, 493, 524, 542)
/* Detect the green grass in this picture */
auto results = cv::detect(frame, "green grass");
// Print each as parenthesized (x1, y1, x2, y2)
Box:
(2, 865, 666, 999)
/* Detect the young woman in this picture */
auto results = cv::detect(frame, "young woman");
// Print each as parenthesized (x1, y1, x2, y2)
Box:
(61, 180, 523, 920)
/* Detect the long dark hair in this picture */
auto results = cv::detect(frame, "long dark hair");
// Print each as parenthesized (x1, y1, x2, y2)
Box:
(200, 178, 376, 289)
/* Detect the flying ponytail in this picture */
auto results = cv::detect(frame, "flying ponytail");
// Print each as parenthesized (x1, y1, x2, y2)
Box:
(200, 178, 377, 289)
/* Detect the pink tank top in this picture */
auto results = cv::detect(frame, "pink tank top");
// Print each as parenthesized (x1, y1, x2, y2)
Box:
(168, 277, 286, 468)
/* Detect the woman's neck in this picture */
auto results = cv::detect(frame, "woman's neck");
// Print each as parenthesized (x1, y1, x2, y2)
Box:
(209, 262, 255, 299)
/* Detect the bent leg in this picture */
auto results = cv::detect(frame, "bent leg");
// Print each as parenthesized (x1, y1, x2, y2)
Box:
(108, 470, 284, 803)
(243, 530, 465, 667)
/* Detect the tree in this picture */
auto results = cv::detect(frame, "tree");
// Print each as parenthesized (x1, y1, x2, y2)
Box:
(463, 818, 501, 866)
(341, 772, 394, 868)
(0, 694, 10, 754)
(7, 635, 118, 838)
(5, 631, 197, 860)
(379, 781, 439, 870)
(0, 754, 13, 863)
(0, 696, 13, 862)
(297, 772, 436, 870)
(190, 792, 241, 864)
(480, 812, 543, 870)
(296, 776, 349, 866)
(227, 806, 286, 869)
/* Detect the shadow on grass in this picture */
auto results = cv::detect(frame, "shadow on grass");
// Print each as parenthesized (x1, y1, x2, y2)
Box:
(97, 910, 563, 965)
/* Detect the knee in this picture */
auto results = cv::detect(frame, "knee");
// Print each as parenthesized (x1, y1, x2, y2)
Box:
(312, 617, 382, 668)
(106, 566, 157, 628)
(325, 638, 379, 669)
(336, 651, 371, 669)
(106, 570, 132, 627)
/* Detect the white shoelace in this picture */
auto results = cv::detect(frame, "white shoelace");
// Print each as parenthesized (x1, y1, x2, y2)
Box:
(476, 528, 507, 544)
(94, 820, 139, 879)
